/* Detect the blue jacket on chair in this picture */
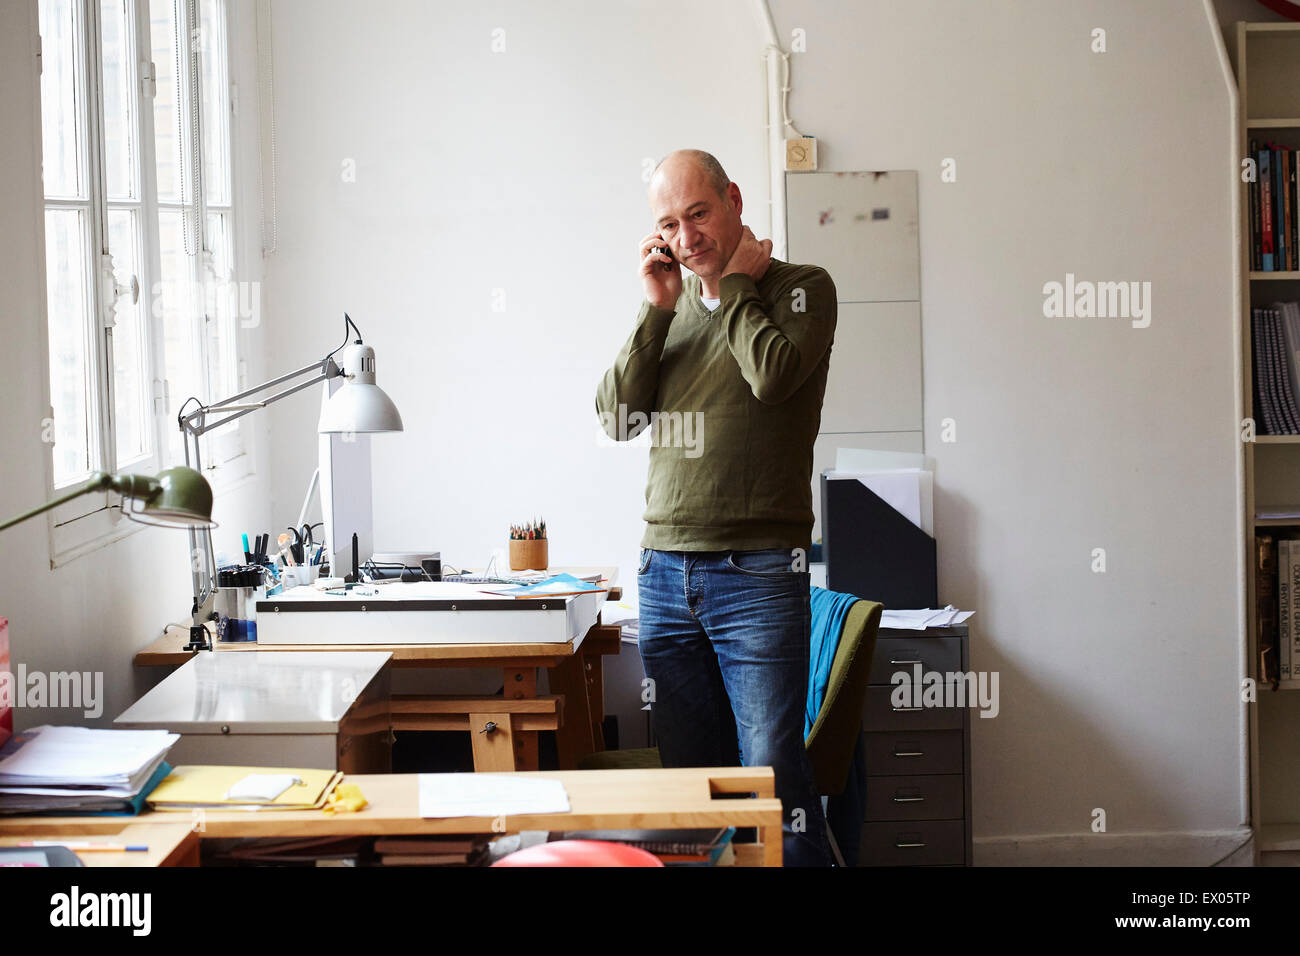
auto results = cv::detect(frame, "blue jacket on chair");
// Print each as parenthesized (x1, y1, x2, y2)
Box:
(807, 586, 860, 739)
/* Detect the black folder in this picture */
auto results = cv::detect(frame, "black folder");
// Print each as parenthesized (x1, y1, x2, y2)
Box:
(821, 473, 937, 609)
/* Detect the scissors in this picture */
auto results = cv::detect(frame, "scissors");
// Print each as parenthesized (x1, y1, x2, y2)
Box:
(287, 523, 322, 565)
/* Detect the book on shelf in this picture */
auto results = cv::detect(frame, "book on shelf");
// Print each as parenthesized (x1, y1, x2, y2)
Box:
(1284, 147, 1294, 270)
(373, 835, 490, 867)
(1274, 144, 1281, 270)
(1250, 142, 1261, 272)
(1260, 142, 1274, 271)
(1290, 541, 1300, 681)
(1258, 534, 1279, 687)
(1277, 302, 1300, 430)
(1249, 304, 1300, 435)
(556, 826, 736, 866)
(1283, 539, 1293, 683)
(1271, 307, 1300, 431)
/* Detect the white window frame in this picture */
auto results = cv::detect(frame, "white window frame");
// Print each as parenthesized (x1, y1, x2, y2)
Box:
(35, 0, 250, 567)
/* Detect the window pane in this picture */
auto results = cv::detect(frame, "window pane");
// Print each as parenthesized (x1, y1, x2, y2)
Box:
(39, 0, 86, 200)
(155, 208, 200, 466)
(150, 0, 183, 204)
(100, 0, 138, 202)
(199, 0, 229, 206)
(107, 208, 150, 463)
(204, 212, 237, 411)
(45, 208, 95, 485)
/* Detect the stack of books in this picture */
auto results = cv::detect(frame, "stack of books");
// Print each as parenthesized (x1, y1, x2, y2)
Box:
(0, 725, 177, 814)
(1248, 139, 1299, 272)
(1254, 532, 1300, 688)
(1251, 301, 1300, 435)
(373, 836, 491, 866)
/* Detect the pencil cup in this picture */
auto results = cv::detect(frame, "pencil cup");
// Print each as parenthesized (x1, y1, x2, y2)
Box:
(281, 565, 321, 589)
(509, 538, 548, 571)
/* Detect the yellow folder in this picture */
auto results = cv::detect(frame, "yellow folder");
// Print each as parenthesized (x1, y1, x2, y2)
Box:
(147, 766, 342, 811)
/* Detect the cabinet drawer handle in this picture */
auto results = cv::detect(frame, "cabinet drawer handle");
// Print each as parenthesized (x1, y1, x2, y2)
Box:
(892, 751, 924, 757)
(890, 659, 922, 665)
(895, 841, 927, 848)
(892, 796, 925, 803)
(891, 706, 923, 712)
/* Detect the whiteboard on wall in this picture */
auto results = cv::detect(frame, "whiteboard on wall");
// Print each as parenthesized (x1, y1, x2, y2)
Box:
(786, 170, 924, 544)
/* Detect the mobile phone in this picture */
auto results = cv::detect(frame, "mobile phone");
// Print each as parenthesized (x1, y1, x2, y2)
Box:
(654, 239, 675, 272)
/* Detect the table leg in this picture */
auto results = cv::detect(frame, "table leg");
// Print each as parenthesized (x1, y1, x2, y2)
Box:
(583, 649, 606, 751)
(503, 668, 539, 771)
(760, 824, 784, 867)
(549, 652, 595, 769)
(468, 712, 517, 772)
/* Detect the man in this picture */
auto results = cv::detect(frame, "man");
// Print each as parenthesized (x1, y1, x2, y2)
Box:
(595, 149, 838, 866)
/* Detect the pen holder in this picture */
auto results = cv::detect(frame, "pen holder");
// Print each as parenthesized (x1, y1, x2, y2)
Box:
(509, 538, 548, 571)
(215, 565, 266, 642)
(280, 564, 321, 590)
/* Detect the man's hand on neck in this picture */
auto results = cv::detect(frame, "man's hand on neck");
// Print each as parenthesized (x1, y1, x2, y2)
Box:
(710, 226, 772, 298)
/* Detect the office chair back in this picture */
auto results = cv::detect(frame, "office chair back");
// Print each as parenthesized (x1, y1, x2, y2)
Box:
(804, 592, 882, 796)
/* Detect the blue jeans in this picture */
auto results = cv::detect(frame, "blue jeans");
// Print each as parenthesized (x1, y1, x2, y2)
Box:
(636, 547, 832, 867)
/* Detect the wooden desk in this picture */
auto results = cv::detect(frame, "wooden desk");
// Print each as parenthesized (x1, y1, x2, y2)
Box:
(132, 568, 625, 771)
(0, 767, 783, 867)
(0, 822, 199, 867)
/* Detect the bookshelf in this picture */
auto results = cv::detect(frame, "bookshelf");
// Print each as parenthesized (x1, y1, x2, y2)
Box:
(1237, 21, 1300, 863)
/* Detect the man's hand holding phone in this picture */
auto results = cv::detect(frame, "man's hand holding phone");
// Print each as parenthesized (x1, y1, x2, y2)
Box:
(640, 231, 682, 311)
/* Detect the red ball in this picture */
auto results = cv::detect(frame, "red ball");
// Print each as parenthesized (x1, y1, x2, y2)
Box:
(491, 839, 664, 867)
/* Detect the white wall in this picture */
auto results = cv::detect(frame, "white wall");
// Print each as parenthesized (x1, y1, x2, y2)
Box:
(772, 0, 1242, 855)
(266, 0, 1241, 859)
(258, 0, 767, 579)
(0, 0, 271, 730)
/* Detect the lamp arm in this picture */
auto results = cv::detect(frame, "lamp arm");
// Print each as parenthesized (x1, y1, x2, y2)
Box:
(180, 356, 342, 438)
(0, 473, 113, 533)
(177, 353, 342, 651)
(0, 472, 166, 533)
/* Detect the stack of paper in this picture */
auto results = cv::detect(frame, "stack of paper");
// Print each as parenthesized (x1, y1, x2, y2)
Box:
(0, 725, 177, 814)
(602, 599, 640, 645)
(880, 607, 976, 631)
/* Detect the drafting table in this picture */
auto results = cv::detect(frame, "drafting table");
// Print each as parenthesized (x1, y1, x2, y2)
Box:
(130, 567, 623, 770)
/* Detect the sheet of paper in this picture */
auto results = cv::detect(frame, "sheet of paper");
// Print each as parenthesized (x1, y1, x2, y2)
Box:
(881, 608, 976, 630)
(418, 773, 570, 818)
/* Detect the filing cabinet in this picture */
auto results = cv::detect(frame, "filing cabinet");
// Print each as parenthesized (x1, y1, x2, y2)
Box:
(857, 624, 972, 866)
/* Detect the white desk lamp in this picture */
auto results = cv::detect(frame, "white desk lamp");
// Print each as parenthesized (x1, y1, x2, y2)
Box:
(178, 314, 402, 651)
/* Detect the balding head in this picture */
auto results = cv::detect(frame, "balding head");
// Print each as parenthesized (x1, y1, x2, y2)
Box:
(650, 149, 731, 202)
(647, 149, 745, 289)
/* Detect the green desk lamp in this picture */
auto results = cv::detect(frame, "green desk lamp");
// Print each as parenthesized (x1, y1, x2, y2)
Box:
(0, 466, 216, 533)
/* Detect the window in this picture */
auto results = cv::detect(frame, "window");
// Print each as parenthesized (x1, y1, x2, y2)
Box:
(37, 0, 245, 562)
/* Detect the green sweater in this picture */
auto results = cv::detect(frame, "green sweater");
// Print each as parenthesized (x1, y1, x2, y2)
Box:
(596, 258, 837, 552)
